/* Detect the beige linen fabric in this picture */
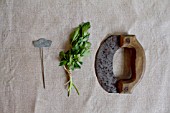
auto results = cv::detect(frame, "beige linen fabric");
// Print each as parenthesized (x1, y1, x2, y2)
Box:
(0, 0, 170, 113)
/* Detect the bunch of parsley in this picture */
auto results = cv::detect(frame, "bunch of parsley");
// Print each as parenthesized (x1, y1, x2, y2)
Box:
(59, 22, 91, 96)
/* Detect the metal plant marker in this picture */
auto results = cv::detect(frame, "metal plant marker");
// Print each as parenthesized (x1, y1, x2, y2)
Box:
(32, 38, 52, 89)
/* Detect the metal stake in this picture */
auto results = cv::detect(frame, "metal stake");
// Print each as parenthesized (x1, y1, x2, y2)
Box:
(32, 38, 52, 89)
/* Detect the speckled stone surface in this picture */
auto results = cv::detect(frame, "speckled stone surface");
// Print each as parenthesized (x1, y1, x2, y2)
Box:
(33, 38, 52, 48)
(95, 35, 120, 93)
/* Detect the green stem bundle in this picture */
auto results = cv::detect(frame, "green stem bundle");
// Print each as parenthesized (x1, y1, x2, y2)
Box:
(64, 66, 79, 96)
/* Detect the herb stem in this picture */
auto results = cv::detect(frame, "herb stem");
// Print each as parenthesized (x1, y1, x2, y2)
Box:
(73, 83, 80, 95)
(64, 66, 79, 96)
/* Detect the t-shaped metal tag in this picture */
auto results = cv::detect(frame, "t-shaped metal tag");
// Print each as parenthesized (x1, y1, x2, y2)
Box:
(33, 38, 52, 89)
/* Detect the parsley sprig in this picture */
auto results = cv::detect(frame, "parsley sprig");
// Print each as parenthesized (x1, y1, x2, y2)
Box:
(59, 22, 91, 96)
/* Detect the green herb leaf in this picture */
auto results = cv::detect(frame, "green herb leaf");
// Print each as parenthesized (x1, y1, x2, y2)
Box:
(70, 27, 80, 43)
(59, 51, 65, 59)
(79, 61, 83, 65)
(74, 62, 81, 69)
(85, 42, 91, 48)
(59, 60, 67, 66)
(82, 22, 90, 37)
(82, 49, 91, 56)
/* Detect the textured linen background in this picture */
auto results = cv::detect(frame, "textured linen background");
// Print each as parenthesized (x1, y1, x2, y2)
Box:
(0, 0, 170, 113)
